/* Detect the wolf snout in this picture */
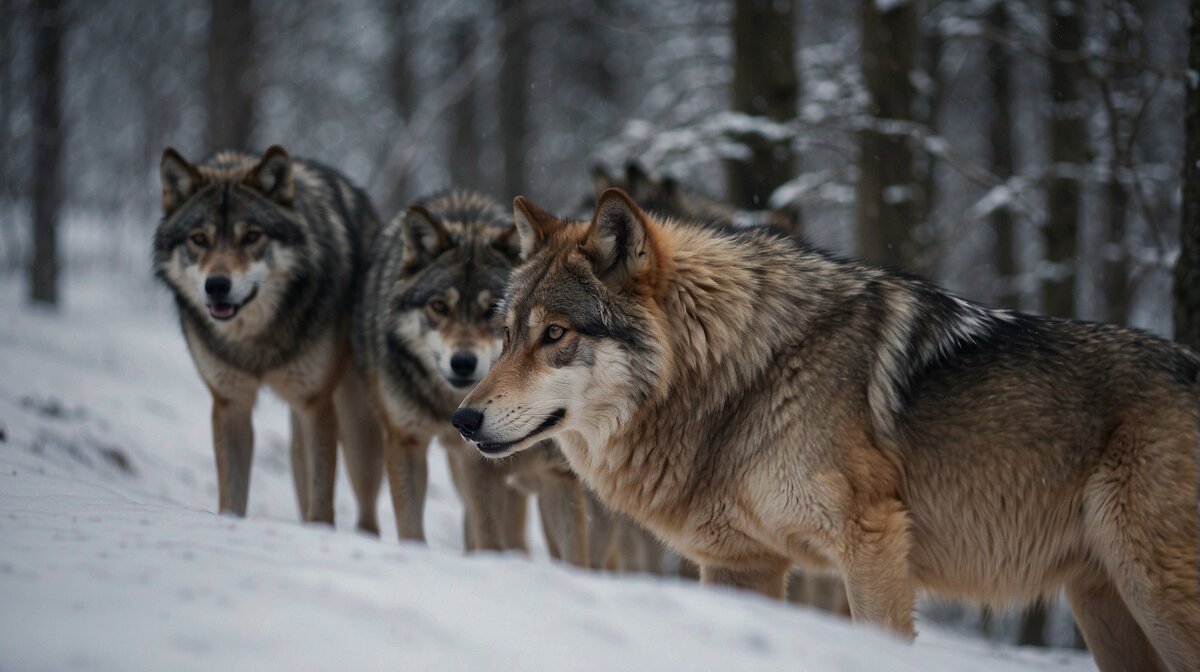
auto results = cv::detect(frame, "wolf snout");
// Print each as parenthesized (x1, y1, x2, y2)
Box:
(205, 275, 232, 297)
(451, 406, 484, 439)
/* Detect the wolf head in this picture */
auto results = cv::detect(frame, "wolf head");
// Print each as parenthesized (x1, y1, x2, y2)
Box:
(452, 189, 666, 457)
(386, 194, 521, 391)
(154, 146, 302, 337)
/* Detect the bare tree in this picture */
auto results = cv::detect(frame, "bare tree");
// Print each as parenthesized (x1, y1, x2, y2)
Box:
(499, 0, 531, 199)
(988, 1, 1018, 309)
(206, 0, 255, 151)
(448, 18, 482, 191)
(30, 0, 63, 306)
(1042, 0, 1088, 319)
(1176, 0, 1200, 352)
(726, 0, 798, 210)
(0, 0, 19, 270)
(857, 0, 920, 269)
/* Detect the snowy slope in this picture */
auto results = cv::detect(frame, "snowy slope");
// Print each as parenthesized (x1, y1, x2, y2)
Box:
(0, 275, 1095, 672)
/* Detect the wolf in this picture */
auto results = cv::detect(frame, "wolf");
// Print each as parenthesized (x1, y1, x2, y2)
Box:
(155, 146, 383, 532)
(454, 188, 1200, 672)
(355, 191, 588, 564)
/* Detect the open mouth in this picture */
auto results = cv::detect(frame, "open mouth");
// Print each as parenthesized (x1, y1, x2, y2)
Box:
(207, 288, 257, 322)
(476, 408, 566, 455)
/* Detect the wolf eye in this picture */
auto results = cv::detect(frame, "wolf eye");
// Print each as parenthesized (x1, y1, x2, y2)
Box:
(429, 298, 449, 315)
(483, 303, 500, 319)
(242, 230, 262, 245)
(189, 232, 209, 247)
(543, 325, 566, 343)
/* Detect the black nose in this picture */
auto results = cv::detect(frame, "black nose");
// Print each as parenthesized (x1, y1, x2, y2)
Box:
(450, 351, 478, 377)
(451, 407, 484, 438)
(205, 276, 232, 297)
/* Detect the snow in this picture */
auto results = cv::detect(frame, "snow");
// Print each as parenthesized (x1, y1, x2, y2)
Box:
(0, 273, 1096, 671)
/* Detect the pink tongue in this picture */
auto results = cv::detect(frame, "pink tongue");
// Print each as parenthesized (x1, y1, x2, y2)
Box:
(210, 304, 235, 318)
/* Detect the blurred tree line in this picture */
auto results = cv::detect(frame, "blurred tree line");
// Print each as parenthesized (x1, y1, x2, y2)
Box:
(1, 0, 1198, 642)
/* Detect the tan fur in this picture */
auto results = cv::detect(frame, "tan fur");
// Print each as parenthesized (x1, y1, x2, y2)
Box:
(459, 189, 1200, 672)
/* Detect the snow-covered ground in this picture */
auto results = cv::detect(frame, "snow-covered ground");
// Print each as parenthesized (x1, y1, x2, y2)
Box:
(0, 273, 1096, 671)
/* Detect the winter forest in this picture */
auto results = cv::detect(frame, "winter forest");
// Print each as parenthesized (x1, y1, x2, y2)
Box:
(1, 0, 1198, 670)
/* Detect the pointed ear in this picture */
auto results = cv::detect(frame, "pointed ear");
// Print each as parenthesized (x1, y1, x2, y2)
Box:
(512, 196, 562, 260)
(401, 205, 449, 268)
(623, 162, 653, 201)
(160, 147, 204, 215)
(586, 188, 656, 285)
(243, 145, 294, 206)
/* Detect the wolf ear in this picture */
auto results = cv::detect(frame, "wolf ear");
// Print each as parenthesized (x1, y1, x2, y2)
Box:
(401, 205, 449, 268)
(243, 145, 295, 206)
(160, 147, 204, 215)
(512, 196, 562, 260)
(586, 188, 656, 286)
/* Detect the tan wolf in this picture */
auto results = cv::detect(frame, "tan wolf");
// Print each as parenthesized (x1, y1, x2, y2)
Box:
(355, 191, 588, 564)
(155, 146, 383, 532)
(454, 188, 1200, 672)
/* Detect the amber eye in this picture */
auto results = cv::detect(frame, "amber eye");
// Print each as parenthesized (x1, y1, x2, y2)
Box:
(242, 230, 262, 245)
(429, 298, 449, 315)
(543, 325, 566, 343)
(189, 232, 209, 247)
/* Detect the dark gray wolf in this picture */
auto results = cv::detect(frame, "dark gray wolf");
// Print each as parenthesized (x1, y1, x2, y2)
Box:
(355, 191, 587, 563)
(155, 146, 383, 532)
(456, 188, 1200, 672)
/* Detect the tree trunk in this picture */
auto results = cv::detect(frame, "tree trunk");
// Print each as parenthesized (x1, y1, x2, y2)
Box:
(206, 0, 255, 151)
(857, 0, 919, 269)
(988, 1, 1019, 309)
(0, 0, 18, 270)
(726, 0, 798, 211)
(499, 0, 531, 199)
(1042, 0, 1087, 319)
(1176, 0, 1200, 352)
(30, 0, 63, 307)
(1101, 1, 1141, 325)
(448, 19, 481, 190)
(384, 2, 413, 214)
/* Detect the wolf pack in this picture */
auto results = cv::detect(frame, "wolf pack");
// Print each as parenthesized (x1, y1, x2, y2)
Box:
(155, 146, 1200, 672)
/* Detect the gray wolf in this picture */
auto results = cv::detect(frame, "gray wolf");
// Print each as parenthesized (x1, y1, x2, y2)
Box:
(354, 191, 587, 564)
(155, 146, 383, 532)
(455, 188, 1200, 672)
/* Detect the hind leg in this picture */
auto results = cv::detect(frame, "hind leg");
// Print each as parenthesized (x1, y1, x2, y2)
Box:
(1066, 571, 1167, 672)
(383, 428, 428, 542)
(700, 559, 790, 599)
(1086, 426, 1200, 672)
(333, 373, 383, 535)
(583, 489, 616, 571)
(288, 410, 310, 519)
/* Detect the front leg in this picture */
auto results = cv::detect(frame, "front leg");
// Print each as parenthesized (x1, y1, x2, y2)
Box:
(293, 394, 339, 525)
(383, 428, 429, 542)
(211, 389, 256, 516)
(700, 559, 791, 599)
(837, 499, 916, 638)
(536, 474, 588, 568)
(445, 444, 507, 552)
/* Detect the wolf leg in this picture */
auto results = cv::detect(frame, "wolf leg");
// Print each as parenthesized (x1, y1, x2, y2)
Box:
(501, 487, 529, 552)
(383, 429, 428, 542)
(294, 395, 338, 525)
(447, 448, 507, 552)
(583, 489, 616, 571)
(334, 372, 384, 535)
(838, 499, 916, 638)
(700, 560, 790, 598)
(1085, 428, 1200, 672)
(536, 474, 588, 568)
(1066, 571, 1167, 672)
(288, 410, 309, 519)
(211, 389, 256, 516)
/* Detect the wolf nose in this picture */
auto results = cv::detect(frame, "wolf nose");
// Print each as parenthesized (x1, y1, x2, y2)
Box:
(450, 351, 478, 377)
(451, 407, 484, 438)
(205, 276, 232, 297)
